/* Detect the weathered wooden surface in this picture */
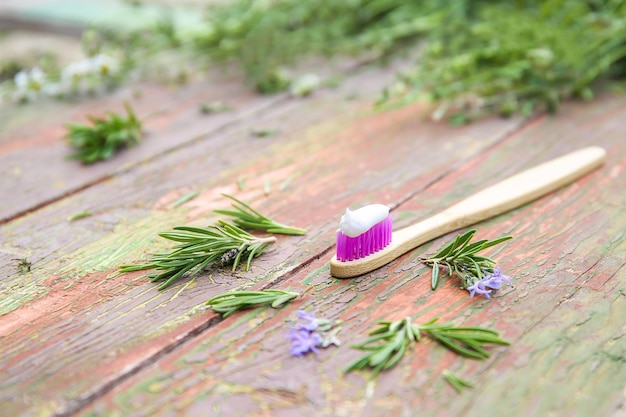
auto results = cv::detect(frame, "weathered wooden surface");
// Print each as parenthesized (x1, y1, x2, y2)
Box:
(1, 13, 626, 417)
(71, 95, 625, 417)
(0, 75, 284, 223)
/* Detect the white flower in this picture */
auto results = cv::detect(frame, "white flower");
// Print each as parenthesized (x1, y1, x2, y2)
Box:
(10, 54, 121, 102)
(12, 67, 47, 102)
(14, 70, 29, 89)
(62, 60, 92, 83)
(29, 67, 46, 84)
(289, 73, 321, 97)
(89, 54, 119, 76)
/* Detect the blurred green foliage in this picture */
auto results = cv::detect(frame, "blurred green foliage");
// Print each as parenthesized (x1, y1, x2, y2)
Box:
(183, 0, 626, 120)
(405, 0, 626, 121)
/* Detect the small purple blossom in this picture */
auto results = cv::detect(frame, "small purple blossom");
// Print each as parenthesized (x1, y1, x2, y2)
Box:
(296, 309, 319, 331)
(287, 310, 341, 356)
(287, 328, 322, 356)
(467, 267, 512, 299)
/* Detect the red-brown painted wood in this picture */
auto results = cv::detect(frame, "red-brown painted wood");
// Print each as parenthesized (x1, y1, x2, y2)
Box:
(1, 52, 625, 417)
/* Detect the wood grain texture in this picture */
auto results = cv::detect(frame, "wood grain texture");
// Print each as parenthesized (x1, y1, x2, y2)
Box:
(0, 62, 523, 417)
(71, 95, 626, 417)
(0, 73, 285, 224)
(5, 3, 623, 417)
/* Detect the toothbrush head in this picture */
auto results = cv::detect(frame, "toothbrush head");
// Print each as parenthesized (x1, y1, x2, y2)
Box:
(334, 203, 392, 261)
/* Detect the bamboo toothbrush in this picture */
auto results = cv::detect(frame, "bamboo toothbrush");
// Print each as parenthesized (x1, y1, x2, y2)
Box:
(330, 146, 606, 278)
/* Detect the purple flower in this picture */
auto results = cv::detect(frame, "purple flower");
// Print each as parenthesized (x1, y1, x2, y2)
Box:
(467, 281, 492, 298)
(467, 267, 512, 299)
(287, 328, 322, 356)
(287, 310, 340, 356)
(296, 309, 319, 331)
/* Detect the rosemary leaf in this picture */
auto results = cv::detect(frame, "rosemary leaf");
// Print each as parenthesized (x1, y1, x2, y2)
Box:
(346, 318, 417, 377)
(346, 317, 509, 375)
(119, 220, 276, 290)
(215, 194, 307, 235)
(68, 211, 93, 222)
(206, 289, 300, 318)
(171, 190, 200, 208)
(431, 261, 440, 290)
(443, 370, 474, 393)
(422, 230, 512, 291)
(419, 319, 510, 359)
(279, 175, 294, 191)
(13, 258, 32, 273)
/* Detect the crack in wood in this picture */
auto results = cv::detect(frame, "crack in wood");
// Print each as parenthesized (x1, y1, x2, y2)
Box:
(50, 113, 535, 417)
(0, 95, 289, 226)
(455, 254, 624, 415)
(51, 314, 222, 417)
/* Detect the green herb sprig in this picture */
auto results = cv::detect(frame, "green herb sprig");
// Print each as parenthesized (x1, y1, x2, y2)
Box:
(215, 194, 307, 235)
(422, 229, 512, 290)
(417, 318, 510, 360)
(206, 289, 300, 318)
(66, 103, 142, 164)
(68, 211, 93, 221)
(346, 317, 415, 376)
(171, 190, 200, 208)
(119, 220, 276, 290)
(13, 258, 32, 273)
(442, 370, 474, 393)
(346, 317, 509, 376)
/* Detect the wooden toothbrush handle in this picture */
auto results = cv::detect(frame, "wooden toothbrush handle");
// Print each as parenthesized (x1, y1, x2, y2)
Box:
(330, 146, 606, 278)
(394, 146, 607, 250)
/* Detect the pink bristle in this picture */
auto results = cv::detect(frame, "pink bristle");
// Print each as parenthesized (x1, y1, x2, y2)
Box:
(336, 215, 392, 262)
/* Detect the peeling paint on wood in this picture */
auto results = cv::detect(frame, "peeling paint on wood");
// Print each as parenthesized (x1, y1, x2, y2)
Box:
(1, 58, 625, 417)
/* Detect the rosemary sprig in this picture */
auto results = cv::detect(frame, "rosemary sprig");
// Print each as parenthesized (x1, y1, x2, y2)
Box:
(422, 229, 512, 290)
(119, 220, 276, 290)
(346, 317, 509, 375)
(13, 258, 32, 273)
(417, 318, 510, 360)
(346, 317, 416, 377)
(442, 370, 474, 393)
(206, 289, 299, 318)
(215, 194, 307, 235)
(171, 190, 200, 208)
(65, 102, 142, 164)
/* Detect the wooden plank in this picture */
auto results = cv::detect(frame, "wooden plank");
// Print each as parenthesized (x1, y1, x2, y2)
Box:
(0, 74, 284, 224)
(0, 63, 523, 417)
(74, 94, 626, 417)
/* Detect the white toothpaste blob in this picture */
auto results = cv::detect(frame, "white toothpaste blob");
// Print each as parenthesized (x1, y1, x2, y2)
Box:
(338, 204, 390, 237)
